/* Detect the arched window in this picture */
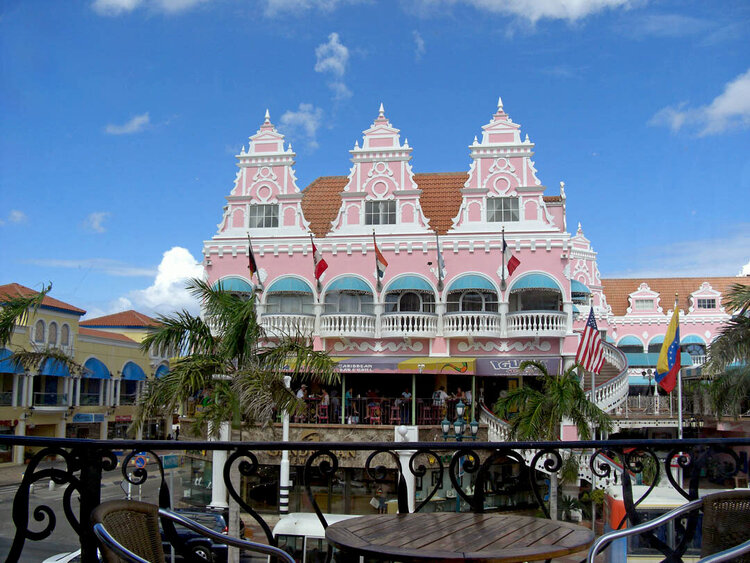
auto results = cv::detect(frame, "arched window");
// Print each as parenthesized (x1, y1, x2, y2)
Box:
(384, 291, 435, 313)
(447, 290, 498, 313)
(265, 278, 315, 315)
(48, 322, 58, 347)
(60, 324, 70, 347)
(323, 277, 375, 315)
(34, 320, 45, 343)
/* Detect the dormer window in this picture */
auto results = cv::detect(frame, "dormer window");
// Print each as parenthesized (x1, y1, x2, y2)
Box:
(697, 298, 716, 309)
(248, 204, 278, 228)
(487, 197, 519, 222)
(633, 299, 654, 311)
(365, 200, 396, 225)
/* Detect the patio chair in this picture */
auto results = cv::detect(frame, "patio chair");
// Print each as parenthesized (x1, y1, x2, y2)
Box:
(587, 490, 750, 563)
(91, 499, 295, 563)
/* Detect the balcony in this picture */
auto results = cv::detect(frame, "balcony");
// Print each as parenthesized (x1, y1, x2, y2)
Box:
(79, 392, 101, 406)
(2, 435, 748, 563)
(443, 312, 501, 338)
(0, 390, 12, 406)
(319, 313, 376, 338)
(380, 312, 438, 338)
(506, 310, 567, 337)
(260, 313, 315, 337)
(32, 392, 68, 409)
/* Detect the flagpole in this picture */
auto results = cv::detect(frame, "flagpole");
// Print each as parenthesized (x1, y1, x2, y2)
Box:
(675, 293, 683, 440)
(310, 234, 321, 294)
(247, 234, 264, 292)
(435, 230, 443, 292)
(373, 230, 381, 294)
(500, 226, 507, 291)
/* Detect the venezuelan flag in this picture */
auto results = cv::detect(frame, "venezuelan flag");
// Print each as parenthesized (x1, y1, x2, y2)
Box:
(655, 308, 681, 393)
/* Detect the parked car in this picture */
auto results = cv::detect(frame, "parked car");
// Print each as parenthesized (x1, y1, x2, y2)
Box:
(163, 508, 245, 563)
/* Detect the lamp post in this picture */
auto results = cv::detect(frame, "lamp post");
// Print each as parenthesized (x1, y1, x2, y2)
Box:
(279, 375, 292, 515)
(441, 400, 479, 442)
(642, 369, 657, 415)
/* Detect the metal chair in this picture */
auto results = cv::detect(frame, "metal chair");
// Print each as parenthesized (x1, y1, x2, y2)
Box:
(91, 499, 295, 563)
(587, 490, 750, 563)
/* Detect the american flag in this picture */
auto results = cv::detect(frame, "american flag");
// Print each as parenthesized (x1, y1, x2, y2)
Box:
(576, 308, 604, 373)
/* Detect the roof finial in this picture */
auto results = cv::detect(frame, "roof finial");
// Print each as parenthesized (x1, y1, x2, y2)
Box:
(497, 96, 503, 111)
(378, 102, 385, 116)
(264, 108, 271, 122)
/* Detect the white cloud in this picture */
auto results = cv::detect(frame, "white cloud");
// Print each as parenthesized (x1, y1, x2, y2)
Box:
(413, 30, 426, 61)
(649, 68, 750, 136)
(740, 260, 750, 277)
(8, 210, 27, 224)
(82, 212, 111, 233)
(329, 81, 352, 100)
(128, 247, 204, 314)
(83, 296, 135, 321)
(627, 13, 712, 38)
(23, 258, 155, 277)
(409, 0, 630, 23)
(606, 225, 750, 278)
(279, 103, 324, 150)
(105, 112, 150, 135)
(315, 32, 349, 77)
(92, 0, 207, 16)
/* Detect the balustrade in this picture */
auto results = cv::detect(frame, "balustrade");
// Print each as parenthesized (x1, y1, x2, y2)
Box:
(3, 435, 748, 563)
(319, 313, 376, 337)
(380, 312, 438, 337)
(260, 313, 315, 337)
(443, 312, 501, 337)
(506, 311, 567, 337)
(32, 392, 68, 407)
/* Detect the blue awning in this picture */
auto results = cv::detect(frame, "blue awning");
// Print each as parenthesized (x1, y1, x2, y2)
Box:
(571, 280, 591, 294)
(509, 273, 560, 292)
(386, 276, 434, 293)
(213, 277, 253, 292)
(572, 305, 580, 314)
(40, 358, 71, 377)
(325, 277, 372, 293)
(447, 275, 496, 292)
(681, 335, 705, 345)
(155, 364, 169, 378)
(625, 352, 693, 367)
(83, 357, 110, 379)
(122, 361, 146, 381)
(0, 348, 24, 374)
(649, 335, 665, 345)
(266, 278, 313, 293)
(617, 336, 643, 347)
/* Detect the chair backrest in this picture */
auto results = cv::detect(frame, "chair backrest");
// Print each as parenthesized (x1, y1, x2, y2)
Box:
(701, 490, 750, 562)
(92, 500, 166, 563)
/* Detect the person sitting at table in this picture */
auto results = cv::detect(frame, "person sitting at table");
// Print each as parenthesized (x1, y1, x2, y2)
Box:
(320, 388, 330, 407)
(432, 385, 448, 407)
(296, 384, 308, 399)
(453, 387, 465, 401)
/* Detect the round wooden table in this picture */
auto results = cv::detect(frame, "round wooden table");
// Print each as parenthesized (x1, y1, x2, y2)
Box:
(325, 512, 595, 562)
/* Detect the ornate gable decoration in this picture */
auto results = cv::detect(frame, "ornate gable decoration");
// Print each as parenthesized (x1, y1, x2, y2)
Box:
(216, 110, 309, 237)
(688, 282, 725, 314)
(626, 283, 663, 315)
(450, 98, 558, 234)
(330, 104, 430, 235)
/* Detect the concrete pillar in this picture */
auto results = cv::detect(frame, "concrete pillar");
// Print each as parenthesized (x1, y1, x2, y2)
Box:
(66, 378, 74, 407)
(374, 302, 383, 338)
(562, 301, 573, 334)
(115, 379, 122, 406)
(279, 375, 292, 515)
(435, 301, 445, 337)
(395, 425, 418, 513)
(100, 417, 109, 440)
(208, 421, 230, 509)
(75, 377, 81, 406)
(499, 302, 509, 338)
(13, 419, 26, 464)
(11, 374, 19, 407)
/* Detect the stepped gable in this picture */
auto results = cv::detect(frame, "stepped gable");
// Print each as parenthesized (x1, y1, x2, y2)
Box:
(78, 327, 138, 343)
(602, 277, 749, 316)
(302, 172, 470, 237)
(81, 309, 159, 328)
(0, 283, 86, 315)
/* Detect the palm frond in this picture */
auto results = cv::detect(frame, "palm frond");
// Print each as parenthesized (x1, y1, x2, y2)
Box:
(8, 348, 82, 376)
(0, 283, 51, 347)
(141, 310, 217, 357)
(707, 366, 750, 418)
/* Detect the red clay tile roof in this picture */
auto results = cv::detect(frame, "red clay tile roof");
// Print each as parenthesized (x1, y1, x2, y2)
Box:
(302, 173, 469, 236)
(78, 327, 138, 343)
(601, 277, 750, 316)
(81, 310, 159, 328)
(0, 283, 86, 315)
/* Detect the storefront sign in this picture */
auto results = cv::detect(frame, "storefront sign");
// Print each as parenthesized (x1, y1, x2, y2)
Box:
(71, 413, 105, 423)
(115, 415, 132, 423)
(475, 357, 560, 376)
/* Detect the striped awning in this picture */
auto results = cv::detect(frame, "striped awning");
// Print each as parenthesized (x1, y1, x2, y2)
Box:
(267, 278, 313, 293)
(83, 357, 110, 379)
(385, 276, 434, 293)
(447, 275, 496, 293)
(213, 277, 254, 292)
(509, 274, 560, 292)
(325, 277, 372, 293)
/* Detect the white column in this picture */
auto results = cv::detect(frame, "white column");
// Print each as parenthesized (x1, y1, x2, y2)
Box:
(13, 418, 26, 465)
(395, 425, 418, 513)
(115, 378, 122, 406)
(22, 374, 32, 407)
(435, 301, 445, 337)
(374, 302, 383, 338)
(208, 421, 230, 509)
(100, 416, 109, 440)
(279, 375, 292, 515)
(313, 302, 322, 334)
(66, 378, 74, 407)
(11, 374, 19, 407)
(75, 377, 81, 406)
(499, 302, 509, 338)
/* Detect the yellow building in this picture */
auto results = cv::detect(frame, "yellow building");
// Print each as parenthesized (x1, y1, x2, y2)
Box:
(0, 283, 169, 465)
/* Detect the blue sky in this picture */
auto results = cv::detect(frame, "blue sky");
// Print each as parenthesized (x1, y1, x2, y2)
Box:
(1, 0, 749, 318)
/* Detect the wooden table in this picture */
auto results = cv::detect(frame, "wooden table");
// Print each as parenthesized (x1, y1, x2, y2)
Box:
(325, 512, 594, 562)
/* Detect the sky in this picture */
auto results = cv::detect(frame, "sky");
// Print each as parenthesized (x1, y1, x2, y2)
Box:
(1, 0, 749, 319)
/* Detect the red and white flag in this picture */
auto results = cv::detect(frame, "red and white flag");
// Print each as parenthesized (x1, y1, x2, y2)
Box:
(576, 308, 604, 374)
(373, 234, 388, 279)
(502, 233, 521, 276)
(310, 236, 328, 280)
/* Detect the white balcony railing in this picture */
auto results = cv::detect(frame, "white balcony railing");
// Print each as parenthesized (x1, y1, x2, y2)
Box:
(443, 312, 502, 338)
(319, 314, 376, 338)
(506, 311, 567, 337)
(380, 313, 438, 338)
(260, 314, 315, 337)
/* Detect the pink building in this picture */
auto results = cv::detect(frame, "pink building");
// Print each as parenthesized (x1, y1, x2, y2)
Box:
(202, 99, 747, 424)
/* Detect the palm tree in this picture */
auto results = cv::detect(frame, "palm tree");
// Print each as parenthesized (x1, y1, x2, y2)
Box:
(134, 278, 339, 437)
(493, 360, 612, 520)
(704, 283, 750, 418)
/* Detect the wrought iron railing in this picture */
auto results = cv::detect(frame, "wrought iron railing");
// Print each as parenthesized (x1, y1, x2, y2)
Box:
(3, 435, 748, 563)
